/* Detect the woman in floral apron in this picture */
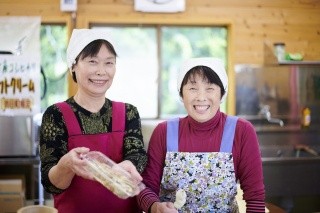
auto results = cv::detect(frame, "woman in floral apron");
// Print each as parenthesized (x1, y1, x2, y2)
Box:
(40, 29, 147, 213)
(137, 58, 265, 213)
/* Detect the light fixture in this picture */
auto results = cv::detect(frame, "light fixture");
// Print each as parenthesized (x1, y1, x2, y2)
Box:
(60, 0, 77, 12)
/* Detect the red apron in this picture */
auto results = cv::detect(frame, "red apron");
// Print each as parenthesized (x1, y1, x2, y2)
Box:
(54, 101, 141, 213)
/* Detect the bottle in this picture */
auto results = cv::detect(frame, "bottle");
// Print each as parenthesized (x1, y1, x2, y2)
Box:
(301, 107, 311, 128)
(274, 42, 286, 62)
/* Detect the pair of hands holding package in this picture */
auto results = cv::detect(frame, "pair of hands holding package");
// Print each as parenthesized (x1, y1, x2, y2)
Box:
(67, 148, 187, 211)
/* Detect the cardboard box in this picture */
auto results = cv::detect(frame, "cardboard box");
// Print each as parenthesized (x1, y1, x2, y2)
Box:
(0, 178, 25, 213)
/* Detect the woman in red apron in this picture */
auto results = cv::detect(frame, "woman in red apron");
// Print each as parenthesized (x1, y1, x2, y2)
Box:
(137, 58, 265, 212)
(40, 29, 147, 213)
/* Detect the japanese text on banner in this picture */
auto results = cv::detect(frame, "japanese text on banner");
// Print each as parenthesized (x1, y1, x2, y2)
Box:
(0, 55, 40, 115)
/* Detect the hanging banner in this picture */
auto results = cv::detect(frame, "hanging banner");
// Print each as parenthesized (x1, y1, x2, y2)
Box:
(0, 55, 41, 115)
(0, 16, 41, 116)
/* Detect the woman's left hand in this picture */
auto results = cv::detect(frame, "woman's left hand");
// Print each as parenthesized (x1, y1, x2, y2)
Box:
(117, 160, 143, 182)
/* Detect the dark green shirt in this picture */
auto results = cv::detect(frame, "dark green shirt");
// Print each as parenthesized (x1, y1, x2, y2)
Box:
(40, 97, 147, 194)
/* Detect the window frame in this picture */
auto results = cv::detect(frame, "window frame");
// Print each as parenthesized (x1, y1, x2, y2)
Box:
(72, 19, 235, 116)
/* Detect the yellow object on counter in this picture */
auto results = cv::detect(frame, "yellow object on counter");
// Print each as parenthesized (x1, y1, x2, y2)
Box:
(301, 106, 311, 128)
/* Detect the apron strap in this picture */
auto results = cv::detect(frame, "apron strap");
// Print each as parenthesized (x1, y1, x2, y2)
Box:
(56, 101, 126, 136)
(56, 102, 82, 135)
(220, 116, 238, 153)
(166, 116, 238, 153)
(166, 117, 179, 152)
(111, 101, 125, 132)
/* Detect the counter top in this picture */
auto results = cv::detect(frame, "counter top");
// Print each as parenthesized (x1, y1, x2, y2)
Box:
(236, 184, 286, 213)
(0, 156, 39, 165)
(265, 203, 286, 213)
(255, 124, 320, 133)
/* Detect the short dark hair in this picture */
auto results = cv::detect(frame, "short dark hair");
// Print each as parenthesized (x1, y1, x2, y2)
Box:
(71, 39, 117, 82)
(179, 66, 225, 98)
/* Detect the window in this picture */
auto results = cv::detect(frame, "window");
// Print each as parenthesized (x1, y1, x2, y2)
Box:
(92, 26, 158, 118)
(40, 25, 68, 111)
(94, 25, 228, 119)
(160, 26, 227, 117)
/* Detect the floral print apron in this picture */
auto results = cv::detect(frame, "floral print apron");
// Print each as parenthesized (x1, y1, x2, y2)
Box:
(159, 116, 239, 213)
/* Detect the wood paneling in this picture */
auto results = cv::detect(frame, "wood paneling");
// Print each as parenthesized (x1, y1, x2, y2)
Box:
(1, 0, 320, 114)
(1, 0, 319, 63)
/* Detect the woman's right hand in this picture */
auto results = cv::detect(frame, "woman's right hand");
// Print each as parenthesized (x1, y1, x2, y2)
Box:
(150, 202, 178, 213)
(58, 147, 93, 180)
(49, 147, 92, 189)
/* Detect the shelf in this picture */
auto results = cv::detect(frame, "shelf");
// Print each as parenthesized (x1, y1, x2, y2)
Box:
(278, 61, 320, 65)
(263, 42, 320, 66)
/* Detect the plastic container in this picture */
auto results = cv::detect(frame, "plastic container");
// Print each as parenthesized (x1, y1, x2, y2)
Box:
(83, 151, 145, 199)
(273, 42, 286, 62)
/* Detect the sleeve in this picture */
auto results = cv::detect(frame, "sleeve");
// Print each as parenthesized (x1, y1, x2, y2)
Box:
(39, 104, 68, 194)
(233, 119, 266, 212)
(122, 103, 147, 173)
(137, 122, 168, 212)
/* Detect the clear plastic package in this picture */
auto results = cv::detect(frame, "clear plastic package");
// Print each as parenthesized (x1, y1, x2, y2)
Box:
(83, 151, 145, 199)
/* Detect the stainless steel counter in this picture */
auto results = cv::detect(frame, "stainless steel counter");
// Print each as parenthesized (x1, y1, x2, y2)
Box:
(0, 156, 39, 165)
(257, 127, 320, 198)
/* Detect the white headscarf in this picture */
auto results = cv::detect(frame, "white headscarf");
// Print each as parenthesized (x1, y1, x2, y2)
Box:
(177, 57, 228, 103)
(66, 29, 113, 70)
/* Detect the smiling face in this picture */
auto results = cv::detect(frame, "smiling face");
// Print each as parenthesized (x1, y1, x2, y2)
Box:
(181, 67, 223, 123)
(73, 44, 116, 98)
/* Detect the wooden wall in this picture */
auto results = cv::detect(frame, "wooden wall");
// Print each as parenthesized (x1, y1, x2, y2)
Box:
(1, 0, 320, 114)
(2, 0, 318, 63)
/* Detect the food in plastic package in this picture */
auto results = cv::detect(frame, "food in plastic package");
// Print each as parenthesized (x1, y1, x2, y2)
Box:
(83, 151, 145, 199)
(173, 189, 187, 209)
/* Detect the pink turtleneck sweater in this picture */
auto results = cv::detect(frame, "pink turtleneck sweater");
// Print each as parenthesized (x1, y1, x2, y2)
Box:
(137, 111, 265, 213)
